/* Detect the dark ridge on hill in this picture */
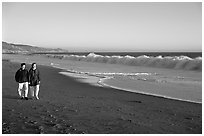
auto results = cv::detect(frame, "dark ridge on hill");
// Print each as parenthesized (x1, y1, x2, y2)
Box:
(2, 41, 68, 54)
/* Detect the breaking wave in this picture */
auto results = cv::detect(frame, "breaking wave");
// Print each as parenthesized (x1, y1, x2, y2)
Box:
(46, 53, 202, 71)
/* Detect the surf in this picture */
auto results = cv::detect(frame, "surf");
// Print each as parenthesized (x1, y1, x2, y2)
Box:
(46, 53, 202, 71)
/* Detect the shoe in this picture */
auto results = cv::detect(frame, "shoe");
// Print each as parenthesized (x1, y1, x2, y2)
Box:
(36, 96, 39, 100)
(25, 97, 28, 100)
(21, 97, 24, 100)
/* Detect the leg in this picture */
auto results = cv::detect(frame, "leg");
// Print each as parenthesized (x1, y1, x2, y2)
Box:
(30, 86, 35, 98)
(24, 82, 29, 98)
(18, 83, 24, 98)
(35, 85, 40, 100)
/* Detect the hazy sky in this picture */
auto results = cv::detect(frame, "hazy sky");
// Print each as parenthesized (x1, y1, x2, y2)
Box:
(2, 2, 202, 52)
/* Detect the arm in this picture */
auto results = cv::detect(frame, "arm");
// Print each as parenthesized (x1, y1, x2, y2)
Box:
(38, 69, 41, 83)
(15, 70, 19, 82)
(28, 69, 32, 84)
(27, 70, 30, 83)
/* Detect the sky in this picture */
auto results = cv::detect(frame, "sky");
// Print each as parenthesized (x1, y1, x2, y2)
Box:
(2, 2, 202, 52)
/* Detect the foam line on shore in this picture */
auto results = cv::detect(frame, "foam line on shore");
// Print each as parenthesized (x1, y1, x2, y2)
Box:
(59, 72, 104, 87)
(98, 79, 202, 104)
(59, 70, 201, 104)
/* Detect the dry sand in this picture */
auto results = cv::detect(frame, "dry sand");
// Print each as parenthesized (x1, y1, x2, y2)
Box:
(2, 60, 202, 134)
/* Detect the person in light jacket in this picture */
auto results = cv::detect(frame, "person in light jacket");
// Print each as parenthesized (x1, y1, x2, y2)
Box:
(15, 63, 29, 100)
(29, 63, 41, 100)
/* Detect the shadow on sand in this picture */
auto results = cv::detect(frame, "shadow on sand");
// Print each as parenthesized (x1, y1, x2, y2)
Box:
(3, 95, 21, 100)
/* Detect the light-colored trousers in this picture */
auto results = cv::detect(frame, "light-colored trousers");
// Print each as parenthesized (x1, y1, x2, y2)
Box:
(30, 85, 40, 98)
(18, 82, 29, 97)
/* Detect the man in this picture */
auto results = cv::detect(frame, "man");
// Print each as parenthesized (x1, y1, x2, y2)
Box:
(15, 63, 29, 100)
(29, 63, 40, 100)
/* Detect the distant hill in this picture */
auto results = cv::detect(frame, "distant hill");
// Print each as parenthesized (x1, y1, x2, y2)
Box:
(2, 41, 68, 54)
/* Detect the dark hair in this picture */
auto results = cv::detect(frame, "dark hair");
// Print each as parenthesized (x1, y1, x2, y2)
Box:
(31, 63, 36, 67)
(21, 63, 26, 67)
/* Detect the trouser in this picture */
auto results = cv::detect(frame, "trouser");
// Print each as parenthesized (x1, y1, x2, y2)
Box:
(18, 82, 29, 97)
(30, 85, 40, 98)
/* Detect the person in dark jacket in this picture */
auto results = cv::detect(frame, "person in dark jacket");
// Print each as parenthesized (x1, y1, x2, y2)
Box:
(15, 63, 29, 100)
(29, 63, 41, 100)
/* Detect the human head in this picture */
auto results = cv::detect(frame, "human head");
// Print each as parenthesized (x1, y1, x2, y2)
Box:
(31, 63, 37, 70)
(21, 63, 26, 70)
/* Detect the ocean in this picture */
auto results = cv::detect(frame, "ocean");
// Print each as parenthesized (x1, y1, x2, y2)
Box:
(36, 52, 202, 58)
(45, 52, 202, 71)
(3, 52, 202, 103)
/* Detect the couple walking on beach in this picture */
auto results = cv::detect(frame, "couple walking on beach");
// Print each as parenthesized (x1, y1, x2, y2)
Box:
(15, 63, 40, 100)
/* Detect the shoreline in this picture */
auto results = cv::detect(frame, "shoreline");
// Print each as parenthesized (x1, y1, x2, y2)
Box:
(2, 60, 202, 134)
(59, 70, 202, 104)
(99, 80, 202, 104)
(3, 54, 202, 104)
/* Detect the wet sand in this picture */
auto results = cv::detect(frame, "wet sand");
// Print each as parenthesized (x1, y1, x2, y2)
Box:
(2, 60, 202, 134)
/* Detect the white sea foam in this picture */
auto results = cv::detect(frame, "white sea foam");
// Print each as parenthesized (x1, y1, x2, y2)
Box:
(90, 72, 151, 76)
(46, 53, 202, 71)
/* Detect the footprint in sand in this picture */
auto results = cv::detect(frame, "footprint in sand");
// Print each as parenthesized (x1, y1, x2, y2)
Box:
(43, 119, 57, 127)
(68, 109, 78, 113)
(54, 124, 63, 129)
(28, 120, 38, 125)
(54, 109, 59, 112)
(23, 116, 28, 119)
(31, 106, 37, 110)
(48, 114, 55, 118)
(2, 123, 10, 133)
(38, 125, 45, 133)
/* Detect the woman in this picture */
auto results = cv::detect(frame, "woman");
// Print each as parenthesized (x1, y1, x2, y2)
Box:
(29, 63, 41, 100)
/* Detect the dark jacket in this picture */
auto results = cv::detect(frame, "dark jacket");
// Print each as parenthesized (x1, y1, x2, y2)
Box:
(29, 69, 40, 86)
(15, 68, 29, 83)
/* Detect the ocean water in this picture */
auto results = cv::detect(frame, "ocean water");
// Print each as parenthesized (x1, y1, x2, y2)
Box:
(46, 52, 202, 71)
(3, 52, 202, 103)
(36, 52, 202, 58)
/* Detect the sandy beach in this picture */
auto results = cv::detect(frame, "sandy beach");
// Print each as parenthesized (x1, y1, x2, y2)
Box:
(2, 59, 202, 134)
